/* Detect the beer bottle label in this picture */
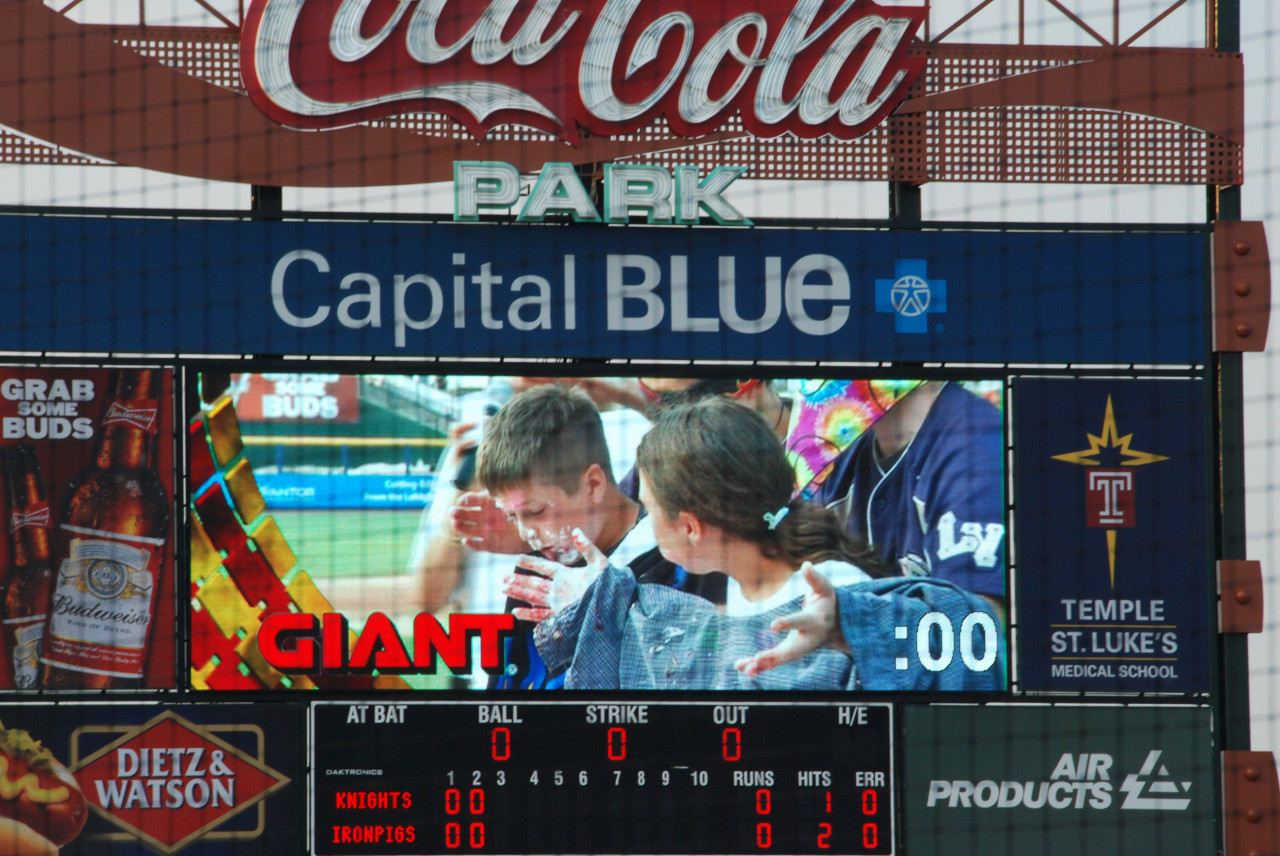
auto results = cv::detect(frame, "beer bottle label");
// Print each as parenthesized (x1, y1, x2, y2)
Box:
(102, 398, 159, 435)
(42, 528, 163, 679)
(3, 617, 45, 688)
(10, 500, 50, 532)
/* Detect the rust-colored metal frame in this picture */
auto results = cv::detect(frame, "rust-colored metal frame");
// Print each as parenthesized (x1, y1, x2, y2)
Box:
(0, 1, 1243, 187)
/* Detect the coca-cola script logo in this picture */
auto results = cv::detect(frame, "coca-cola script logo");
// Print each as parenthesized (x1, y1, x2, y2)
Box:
(241, 0, 926, 143)
(103, 401, 159, 432)
(72, 711, 291, 854)
(10, 503, 50, 532)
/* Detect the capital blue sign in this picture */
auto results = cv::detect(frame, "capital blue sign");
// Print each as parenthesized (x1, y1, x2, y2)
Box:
(0, 216, 1206, 364)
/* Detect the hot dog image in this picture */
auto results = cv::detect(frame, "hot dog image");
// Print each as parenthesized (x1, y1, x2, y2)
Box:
(0, 721, 87, 854)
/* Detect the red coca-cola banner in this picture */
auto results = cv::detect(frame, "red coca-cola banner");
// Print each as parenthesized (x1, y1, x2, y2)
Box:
(241, 0, 926, 142)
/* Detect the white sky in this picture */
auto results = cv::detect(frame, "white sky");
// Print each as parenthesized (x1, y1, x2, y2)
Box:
(9, 0, 1280, 751)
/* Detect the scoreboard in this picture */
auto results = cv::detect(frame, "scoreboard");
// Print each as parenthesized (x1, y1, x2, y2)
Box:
(311, 702, 894, 855)
(0, 212, 1263, 856)
(0, 0, 1269, 852)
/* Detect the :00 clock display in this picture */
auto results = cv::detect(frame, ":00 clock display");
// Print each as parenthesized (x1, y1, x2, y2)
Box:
(311, 701, 894, 855)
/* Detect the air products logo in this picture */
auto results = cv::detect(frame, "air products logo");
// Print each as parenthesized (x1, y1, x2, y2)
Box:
(1118, 750, 1192, 810)
(925, 750, 1191, 812)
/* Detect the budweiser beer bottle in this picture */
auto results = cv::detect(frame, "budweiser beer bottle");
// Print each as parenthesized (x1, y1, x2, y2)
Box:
(1, 444, 55, 689)
(41, 370, 170, 689)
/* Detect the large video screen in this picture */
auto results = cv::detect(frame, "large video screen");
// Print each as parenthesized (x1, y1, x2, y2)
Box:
(189, 373, 1007, 693)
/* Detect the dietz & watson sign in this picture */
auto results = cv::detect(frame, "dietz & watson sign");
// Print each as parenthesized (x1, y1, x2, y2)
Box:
(241, 0, 926, 142)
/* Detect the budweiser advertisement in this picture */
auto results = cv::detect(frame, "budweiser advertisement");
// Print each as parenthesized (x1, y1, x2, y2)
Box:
(230, 374, 362, 424)
(0, 367, 176, 690)
(241, 0, 926, 142)
(189, 371, 1006, 693)
(0, 704, 299, 856)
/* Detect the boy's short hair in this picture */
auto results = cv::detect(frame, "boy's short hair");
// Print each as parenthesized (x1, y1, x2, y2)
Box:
(477, 384, 615, 494)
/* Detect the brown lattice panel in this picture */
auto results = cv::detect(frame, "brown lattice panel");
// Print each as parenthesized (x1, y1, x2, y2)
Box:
(916, 107, 1234, 184)
(0, 128, 102, 165)
(7, 22, 1238, 186)
(624, 120, 898, 182)
(107, 25, 243, 93)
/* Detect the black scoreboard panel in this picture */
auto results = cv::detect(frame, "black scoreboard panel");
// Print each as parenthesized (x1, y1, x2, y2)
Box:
(194, 366, 1216, 856)
(0, 217, 1229, 856)
(311, 701, 895, 855)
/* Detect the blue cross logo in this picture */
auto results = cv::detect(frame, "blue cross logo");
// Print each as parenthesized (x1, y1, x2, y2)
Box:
(875, 259, 946, 333)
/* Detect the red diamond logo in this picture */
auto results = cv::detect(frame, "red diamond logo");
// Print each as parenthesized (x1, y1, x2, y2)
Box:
(71, 710, 290, 854)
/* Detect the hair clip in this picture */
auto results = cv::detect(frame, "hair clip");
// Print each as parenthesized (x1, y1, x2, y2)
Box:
(763, 506, 790, 530)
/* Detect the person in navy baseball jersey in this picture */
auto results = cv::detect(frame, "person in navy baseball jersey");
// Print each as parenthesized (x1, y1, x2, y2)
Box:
(815, 381, 1006, 618)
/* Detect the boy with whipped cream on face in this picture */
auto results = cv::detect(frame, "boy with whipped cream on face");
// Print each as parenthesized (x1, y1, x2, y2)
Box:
(476, 384, 674, 688)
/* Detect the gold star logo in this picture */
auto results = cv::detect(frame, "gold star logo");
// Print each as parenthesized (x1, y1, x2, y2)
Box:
(1052, 395, 1168, 588)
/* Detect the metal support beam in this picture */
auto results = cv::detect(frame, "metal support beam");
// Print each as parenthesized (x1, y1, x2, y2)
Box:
(251, 185, 283, 218)
(1209, 0, 1250, 757)
(889, 182, 921, 227)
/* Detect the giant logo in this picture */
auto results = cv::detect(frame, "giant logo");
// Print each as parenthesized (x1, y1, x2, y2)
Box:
(241, 0, 926, 143)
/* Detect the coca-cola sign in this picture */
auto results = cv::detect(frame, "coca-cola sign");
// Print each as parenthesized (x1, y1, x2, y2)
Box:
(241, 0, 926, 143)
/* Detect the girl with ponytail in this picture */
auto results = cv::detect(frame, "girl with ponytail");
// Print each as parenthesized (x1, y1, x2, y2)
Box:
(630, 396, 888, 616)
(517, 397, 1004, 691)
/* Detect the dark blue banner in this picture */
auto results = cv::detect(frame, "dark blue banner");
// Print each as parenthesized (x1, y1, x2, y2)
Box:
(0, 216, 1205, 363)
(1013, 378, 1211, 692)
